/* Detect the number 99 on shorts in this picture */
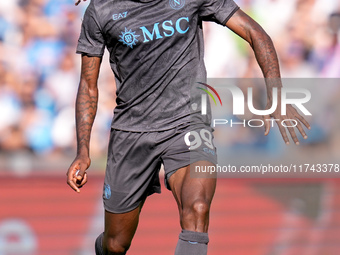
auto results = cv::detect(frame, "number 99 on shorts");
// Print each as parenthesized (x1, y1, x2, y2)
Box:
(184, 129, 214, 151)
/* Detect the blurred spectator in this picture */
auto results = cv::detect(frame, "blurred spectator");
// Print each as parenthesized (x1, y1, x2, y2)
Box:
(321, 12, 340, 77)
(45, 49, 78, 111)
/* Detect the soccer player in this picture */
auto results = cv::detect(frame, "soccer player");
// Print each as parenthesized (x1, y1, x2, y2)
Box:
(67, 0, 310, 254)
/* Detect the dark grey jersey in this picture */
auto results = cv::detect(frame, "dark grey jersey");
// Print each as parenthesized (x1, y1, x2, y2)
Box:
(77, 0, 239, 131)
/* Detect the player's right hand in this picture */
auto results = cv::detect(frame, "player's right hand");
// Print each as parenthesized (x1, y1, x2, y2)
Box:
(75, 0, 87, 6)
(67, 155, 91, 193)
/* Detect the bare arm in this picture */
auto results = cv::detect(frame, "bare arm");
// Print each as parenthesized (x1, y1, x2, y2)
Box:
(226, 10, 281, 82)
(67, 55, 102, 192)
(76, 55, 101, 156)
(226, 10, 310, 144)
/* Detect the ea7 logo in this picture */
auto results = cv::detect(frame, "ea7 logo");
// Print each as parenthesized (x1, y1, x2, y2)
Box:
(113, 12, 128, 21)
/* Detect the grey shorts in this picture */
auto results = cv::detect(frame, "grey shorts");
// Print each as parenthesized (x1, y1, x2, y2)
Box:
(103, 124, 217, 213)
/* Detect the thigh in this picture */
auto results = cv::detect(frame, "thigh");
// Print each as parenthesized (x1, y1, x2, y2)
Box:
(168, 160, 217, 231)
(162, 124, 217, 190)
(104, 129, 162, 213)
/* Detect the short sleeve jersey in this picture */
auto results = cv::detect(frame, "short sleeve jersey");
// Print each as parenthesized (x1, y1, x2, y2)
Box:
(77, 0, 239, 131)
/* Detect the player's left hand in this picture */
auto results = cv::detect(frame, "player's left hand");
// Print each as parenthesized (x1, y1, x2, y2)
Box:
(263, 104, 311, 145)
(75, 0, 87, 6)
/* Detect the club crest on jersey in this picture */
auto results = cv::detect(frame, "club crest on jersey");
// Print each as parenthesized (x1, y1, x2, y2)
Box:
(119, 27, 140, 48)
(169, 0, 185, 10)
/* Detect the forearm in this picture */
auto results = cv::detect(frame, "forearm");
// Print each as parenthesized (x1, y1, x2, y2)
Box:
(67, 55, 100, 193)
(249, 28, 282, 100)
(75, 55, 101, 157)
(226, 10, 282, 100)
(249, 29, 281, 79)
(75, 80, 98, 156)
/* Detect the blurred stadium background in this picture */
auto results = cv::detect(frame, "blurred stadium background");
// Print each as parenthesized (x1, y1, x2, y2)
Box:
(0, 0, 340, 254)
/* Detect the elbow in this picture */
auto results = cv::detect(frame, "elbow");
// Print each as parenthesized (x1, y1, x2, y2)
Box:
(79, 78, 98, 92)
(77, 79, 99, 101)
(248, 25, 272, 49)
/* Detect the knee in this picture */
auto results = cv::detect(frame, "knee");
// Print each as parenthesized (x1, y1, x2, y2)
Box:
(104, 237, 131, 255)
(182, 199, 210, 220)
